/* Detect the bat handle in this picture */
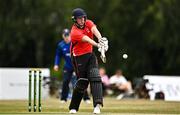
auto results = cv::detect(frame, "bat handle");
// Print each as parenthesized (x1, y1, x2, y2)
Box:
(101, 47, 106, 63)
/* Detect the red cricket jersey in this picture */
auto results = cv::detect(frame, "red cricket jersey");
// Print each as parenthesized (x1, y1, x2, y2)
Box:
(70, 19, 95, 56)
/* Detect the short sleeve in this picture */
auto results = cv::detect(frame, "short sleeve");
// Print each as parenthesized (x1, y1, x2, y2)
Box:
(86, 20, 96, 30)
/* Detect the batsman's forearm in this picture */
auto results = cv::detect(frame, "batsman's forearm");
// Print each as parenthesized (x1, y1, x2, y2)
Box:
(91, 26, 102, 40)
(82, 36, 98, 47)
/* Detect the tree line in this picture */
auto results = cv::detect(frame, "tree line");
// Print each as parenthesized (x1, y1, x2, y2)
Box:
(0, 0, 180, 79)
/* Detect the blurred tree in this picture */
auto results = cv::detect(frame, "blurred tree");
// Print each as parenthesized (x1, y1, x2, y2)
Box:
(0, 0, 76, 67)
(0, 0, 180, 79)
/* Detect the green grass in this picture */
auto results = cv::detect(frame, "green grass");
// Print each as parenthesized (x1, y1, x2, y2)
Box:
(0, 97, 180, 114)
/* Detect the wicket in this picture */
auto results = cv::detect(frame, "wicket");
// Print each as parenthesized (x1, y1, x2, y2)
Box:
(28, 69, 42, 112)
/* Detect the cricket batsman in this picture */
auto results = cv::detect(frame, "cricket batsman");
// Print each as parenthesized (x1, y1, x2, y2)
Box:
(69, 8, 108, 114)
(54, 28, 90, 103)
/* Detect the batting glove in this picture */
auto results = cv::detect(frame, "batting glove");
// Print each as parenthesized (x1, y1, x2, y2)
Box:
(99, 37, 108, 51)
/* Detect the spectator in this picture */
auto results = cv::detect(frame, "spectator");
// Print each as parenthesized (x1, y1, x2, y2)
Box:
(99, 67, 111, 96)
(109, 69, 133, 100)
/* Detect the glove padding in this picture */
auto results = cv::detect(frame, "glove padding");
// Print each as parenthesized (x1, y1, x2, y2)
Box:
(98, 37, 108, 52)
(97, 39, 108, 63)
(97, 44, 106, 63)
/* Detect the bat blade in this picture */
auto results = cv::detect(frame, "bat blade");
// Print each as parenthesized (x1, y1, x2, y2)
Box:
(100, 47, 106, 63)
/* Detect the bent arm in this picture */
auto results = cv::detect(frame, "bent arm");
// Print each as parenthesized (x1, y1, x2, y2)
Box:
(91, 26, 102, 40)
(82, 35, 98, 47)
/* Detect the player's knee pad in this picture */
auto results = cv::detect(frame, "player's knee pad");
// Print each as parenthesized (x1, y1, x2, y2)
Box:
(88, 68, 101, 82)
(74, 78, 89, 93)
